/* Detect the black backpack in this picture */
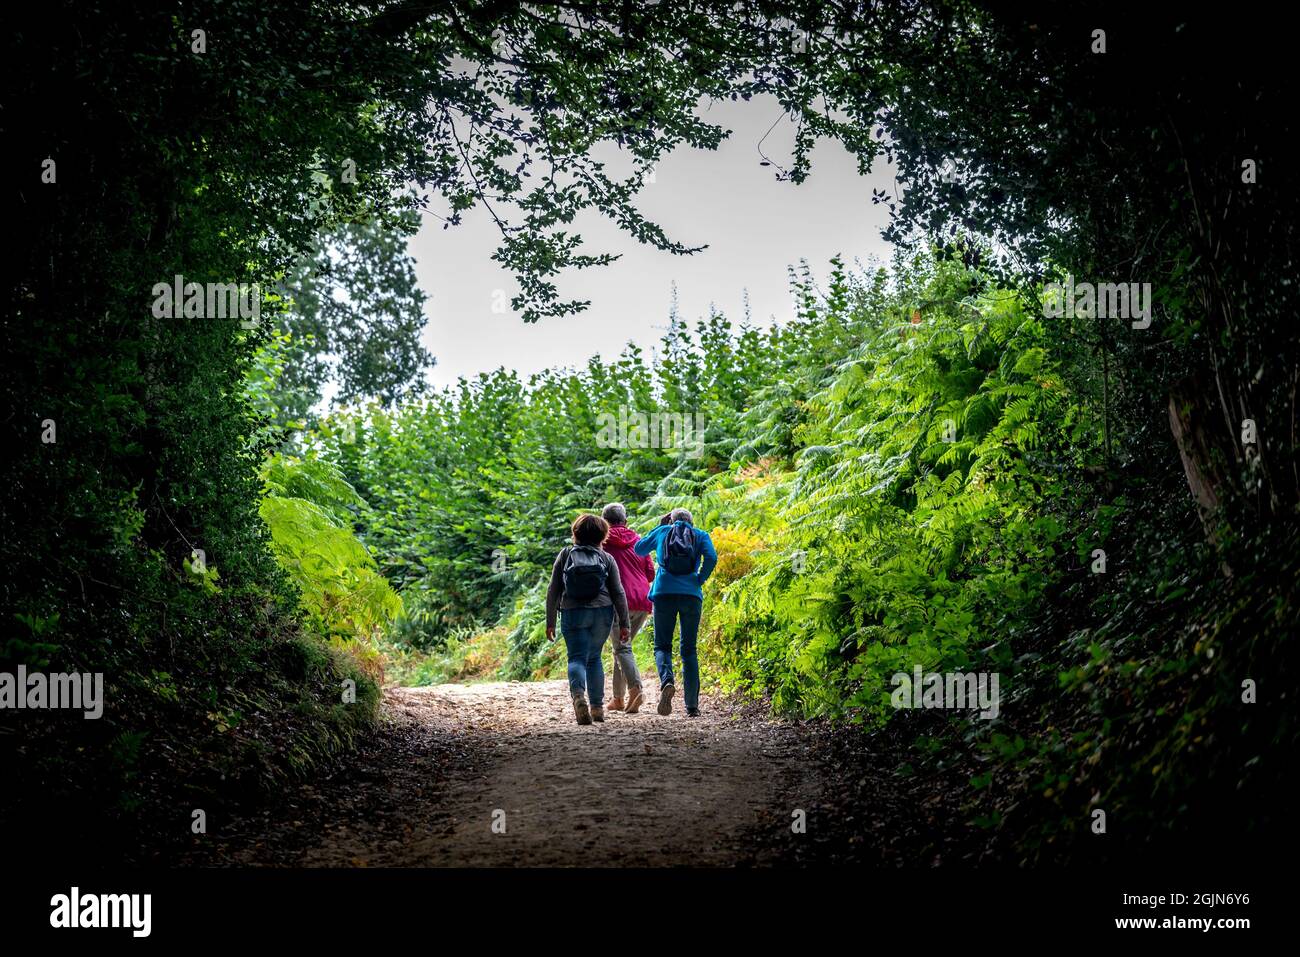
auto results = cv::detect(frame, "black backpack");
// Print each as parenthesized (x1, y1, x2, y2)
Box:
(562, 545, 608, 600)
(664, 522, 698, 575)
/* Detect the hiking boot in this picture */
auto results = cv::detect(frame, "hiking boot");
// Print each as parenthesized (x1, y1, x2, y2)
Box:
(573, 694, 592, 725)
(591, 705, 605, 722)
(687, 707, 701, 718)
(608, 697, 625, 711)
(625, 687, 644, 714)
(657, 682, 675, 716)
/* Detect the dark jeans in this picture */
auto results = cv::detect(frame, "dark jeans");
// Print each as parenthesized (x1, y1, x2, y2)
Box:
(652, 594, 702, 710)
(560, 605, 614, 707)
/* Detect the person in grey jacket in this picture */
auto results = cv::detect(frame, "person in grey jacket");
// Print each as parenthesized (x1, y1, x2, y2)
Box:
(546, 513, 630, 725)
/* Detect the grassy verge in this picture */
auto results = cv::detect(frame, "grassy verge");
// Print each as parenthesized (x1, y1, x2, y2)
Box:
(2, 593, 380, 864)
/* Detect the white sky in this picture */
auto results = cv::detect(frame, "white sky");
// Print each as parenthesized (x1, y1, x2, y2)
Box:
(409, 95, 899, 388)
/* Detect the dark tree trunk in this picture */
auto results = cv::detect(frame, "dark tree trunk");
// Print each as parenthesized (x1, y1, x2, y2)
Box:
(1168, 386, 1227, 519)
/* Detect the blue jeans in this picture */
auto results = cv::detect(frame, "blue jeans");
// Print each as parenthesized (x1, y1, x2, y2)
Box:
(652, 594, 702, 710)
(560, 605, 614, 706)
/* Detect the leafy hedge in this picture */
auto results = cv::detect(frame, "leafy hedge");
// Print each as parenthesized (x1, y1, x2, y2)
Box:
(703, 261, 1104, 723)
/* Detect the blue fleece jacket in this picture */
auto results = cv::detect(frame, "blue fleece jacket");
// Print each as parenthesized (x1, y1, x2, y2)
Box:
(634, 521, 717, 600)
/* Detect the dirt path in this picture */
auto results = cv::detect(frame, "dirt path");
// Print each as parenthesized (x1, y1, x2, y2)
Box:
(199, 680, 830, 867)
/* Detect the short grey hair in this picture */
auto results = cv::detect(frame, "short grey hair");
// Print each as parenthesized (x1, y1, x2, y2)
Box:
(670, 508, 693, 525)
(601, 502, 628, 525)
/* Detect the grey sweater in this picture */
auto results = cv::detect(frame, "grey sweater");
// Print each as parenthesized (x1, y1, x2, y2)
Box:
(545, 546, 631, 633)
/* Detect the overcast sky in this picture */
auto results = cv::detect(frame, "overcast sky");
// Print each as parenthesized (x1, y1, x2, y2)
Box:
(409, 95, 899, 389)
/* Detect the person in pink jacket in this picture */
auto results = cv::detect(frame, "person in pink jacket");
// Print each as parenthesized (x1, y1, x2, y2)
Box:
(600, 502, 655, 713)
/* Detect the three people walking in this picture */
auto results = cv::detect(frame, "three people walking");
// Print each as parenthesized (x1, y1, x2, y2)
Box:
(546, 505, 716, 725)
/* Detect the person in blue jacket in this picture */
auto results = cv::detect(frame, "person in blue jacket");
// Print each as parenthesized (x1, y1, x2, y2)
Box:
(634, 508, 717, 717)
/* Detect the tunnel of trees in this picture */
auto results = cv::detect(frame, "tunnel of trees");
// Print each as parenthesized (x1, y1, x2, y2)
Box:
(2, 1, 1296, 867)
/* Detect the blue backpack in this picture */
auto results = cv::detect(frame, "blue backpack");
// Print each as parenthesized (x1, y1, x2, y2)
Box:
(664, 522, 698, 575)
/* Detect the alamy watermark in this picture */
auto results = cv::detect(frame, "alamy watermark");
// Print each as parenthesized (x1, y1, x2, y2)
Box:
(596, 406, 705, 459)
(1042, 274, 1152, 329)
(50, 887, 150, 937)
(151, 274, 261, 328)
(890, 666, 1000, 720)
(1, 666, 104, 719)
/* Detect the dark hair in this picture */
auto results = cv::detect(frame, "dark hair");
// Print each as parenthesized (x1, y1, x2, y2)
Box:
(571, 513, 610, 547)
(658, 512, 672, 526)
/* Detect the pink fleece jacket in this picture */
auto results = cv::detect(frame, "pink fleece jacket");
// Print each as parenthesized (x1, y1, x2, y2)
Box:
(602, 523, 655, 612)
